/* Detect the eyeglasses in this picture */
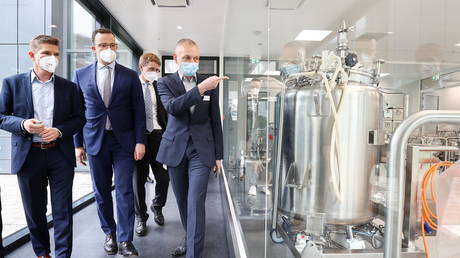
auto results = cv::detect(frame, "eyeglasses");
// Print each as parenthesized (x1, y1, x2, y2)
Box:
(96, 43, 118, 49)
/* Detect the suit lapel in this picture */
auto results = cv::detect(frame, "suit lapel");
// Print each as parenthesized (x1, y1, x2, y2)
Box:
(53, 76, 63, 126)
(109, 63, 121, 106)
(23, 72, 33, 117)
(90, 63, 104, 104)
(172, 72, 186, 96)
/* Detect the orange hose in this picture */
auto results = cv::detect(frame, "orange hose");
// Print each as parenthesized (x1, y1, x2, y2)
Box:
(420, 161, 453, 258)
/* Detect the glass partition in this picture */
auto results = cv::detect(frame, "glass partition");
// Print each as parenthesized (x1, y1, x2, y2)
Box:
(221, 0, 460, 257)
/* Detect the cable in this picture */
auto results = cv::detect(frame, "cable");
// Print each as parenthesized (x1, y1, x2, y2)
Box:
(420, 161, 453, 258)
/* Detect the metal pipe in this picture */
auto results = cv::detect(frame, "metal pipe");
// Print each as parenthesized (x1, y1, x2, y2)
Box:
(271, 89, 286, 231)
(384, 110, 460, 258)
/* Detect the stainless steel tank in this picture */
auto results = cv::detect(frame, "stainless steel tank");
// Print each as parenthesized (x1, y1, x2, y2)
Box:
(275, 69, 383, 225)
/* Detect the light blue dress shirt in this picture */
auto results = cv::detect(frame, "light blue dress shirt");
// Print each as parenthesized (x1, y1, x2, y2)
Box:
(30, 71, 54, 142)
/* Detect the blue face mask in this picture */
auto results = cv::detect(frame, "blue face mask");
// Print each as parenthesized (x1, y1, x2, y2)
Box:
(180, 62, 199, 76)
(280, 63, 302, 76)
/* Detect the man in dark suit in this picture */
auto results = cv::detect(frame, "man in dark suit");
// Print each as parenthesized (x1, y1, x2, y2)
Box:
(134, 53, 169, 236)
(156, 39, 227, 258)
(0, 35, 85, 258)
(73, 28, 146, 257)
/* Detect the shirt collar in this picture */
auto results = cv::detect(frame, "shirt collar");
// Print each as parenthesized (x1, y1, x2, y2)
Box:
(97, 61, 116, 70)
(178, 70, 197, 83)
(139, 75, 152, 86)
(30, 70, 54, 84)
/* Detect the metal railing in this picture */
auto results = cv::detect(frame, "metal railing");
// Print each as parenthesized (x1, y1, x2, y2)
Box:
(384, 110, 460, 258)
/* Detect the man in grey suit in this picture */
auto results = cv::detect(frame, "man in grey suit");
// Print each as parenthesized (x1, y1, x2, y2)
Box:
(156, 39, 227, 258)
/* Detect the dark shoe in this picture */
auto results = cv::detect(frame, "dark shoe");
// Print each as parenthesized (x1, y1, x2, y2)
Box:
(118, 241, 139, 257)
(135, 221, 147, 236)
(37, 256, 51, 258)
(171, 237, 186, 257)
(151, 205, 165, 226)
(104, 234, 118, 255)
(146, 176, 154, 183)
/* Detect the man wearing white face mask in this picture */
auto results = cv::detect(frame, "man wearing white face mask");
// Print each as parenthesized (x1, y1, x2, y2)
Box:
(73, 28, 146, 257)
(133, 53, 169, 237)
(0, 35, 85, 258)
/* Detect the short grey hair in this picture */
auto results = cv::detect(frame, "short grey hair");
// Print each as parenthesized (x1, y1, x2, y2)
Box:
(175, 38, 198, 53)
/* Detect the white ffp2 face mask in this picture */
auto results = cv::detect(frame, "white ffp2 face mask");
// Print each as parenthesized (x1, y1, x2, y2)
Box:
(99, 48, 117, 64)
(144, 72, 158, 82)
(38, 55, 59, 73)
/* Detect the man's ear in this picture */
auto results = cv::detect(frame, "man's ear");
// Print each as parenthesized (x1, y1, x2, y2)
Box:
(173, 54, 179, 64)
(28, 51, 35, 61)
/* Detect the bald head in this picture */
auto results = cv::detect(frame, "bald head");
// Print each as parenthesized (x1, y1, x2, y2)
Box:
(175, 39, 199, 54)
(174, 38, 200, 68)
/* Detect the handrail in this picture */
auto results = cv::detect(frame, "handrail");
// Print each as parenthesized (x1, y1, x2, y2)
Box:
(384, 110, 460, 258)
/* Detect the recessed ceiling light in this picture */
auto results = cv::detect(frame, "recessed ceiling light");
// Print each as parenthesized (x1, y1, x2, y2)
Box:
(295, 30, 332, 41)
(176, 25, 183, 30)
(455, 43, 460, 47)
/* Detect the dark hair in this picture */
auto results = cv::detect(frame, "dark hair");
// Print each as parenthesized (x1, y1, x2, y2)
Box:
(29, 35, 60, 51)
(92, 28, 114, 43)
(139, 53, 161, 68)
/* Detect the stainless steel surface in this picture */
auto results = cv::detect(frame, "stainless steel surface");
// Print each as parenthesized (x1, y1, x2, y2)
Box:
(404, 145, 459, 249)
(383, 110, 460, 258)
(276, 73, 383, 224)
(271, 88, 285, 231)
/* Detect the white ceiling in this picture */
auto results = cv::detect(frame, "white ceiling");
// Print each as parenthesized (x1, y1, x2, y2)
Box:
(100, 0, 226, 56)
(101, 0, 460, 85)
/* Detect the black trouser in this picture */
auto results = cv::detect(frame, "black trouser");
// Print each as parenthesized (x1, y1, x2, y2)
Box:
(133, 130, 170, 222)
(0, 188, 4, 258)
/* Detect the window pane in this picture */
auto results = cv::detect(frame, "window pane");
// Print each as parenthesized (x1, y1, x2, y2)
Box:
(69, 0, 95, 50)
(67, 52, 95, 78)
(18, 0, 45, 43)
(116, 38, 134, 69)
(0, 0, 18, 43)
(18, 45, 32, 74)
(0, 45, 18, 83)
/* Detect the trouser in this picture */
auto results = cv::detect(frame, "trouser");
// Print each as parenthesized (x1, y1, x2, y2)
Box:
(17, 147, 74, 258)
(168, 139, 211, 258)
(88, 131, 135, 242)
(134, 130, 169, 222)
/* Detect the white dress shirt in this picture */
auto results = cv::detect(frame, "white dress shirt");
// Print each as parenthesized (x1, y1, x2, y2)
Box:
(96, 61, 115, 100)
(31, 71, 54, 142)
(139, 76, 161, 131)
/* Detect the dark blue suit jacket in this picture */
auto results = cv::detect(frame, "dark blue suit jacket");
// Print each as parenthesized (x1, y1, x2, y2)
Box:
(0, 72, 85, 174)
(73, 62, 146, 155)
(156, 72, 223, 167)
